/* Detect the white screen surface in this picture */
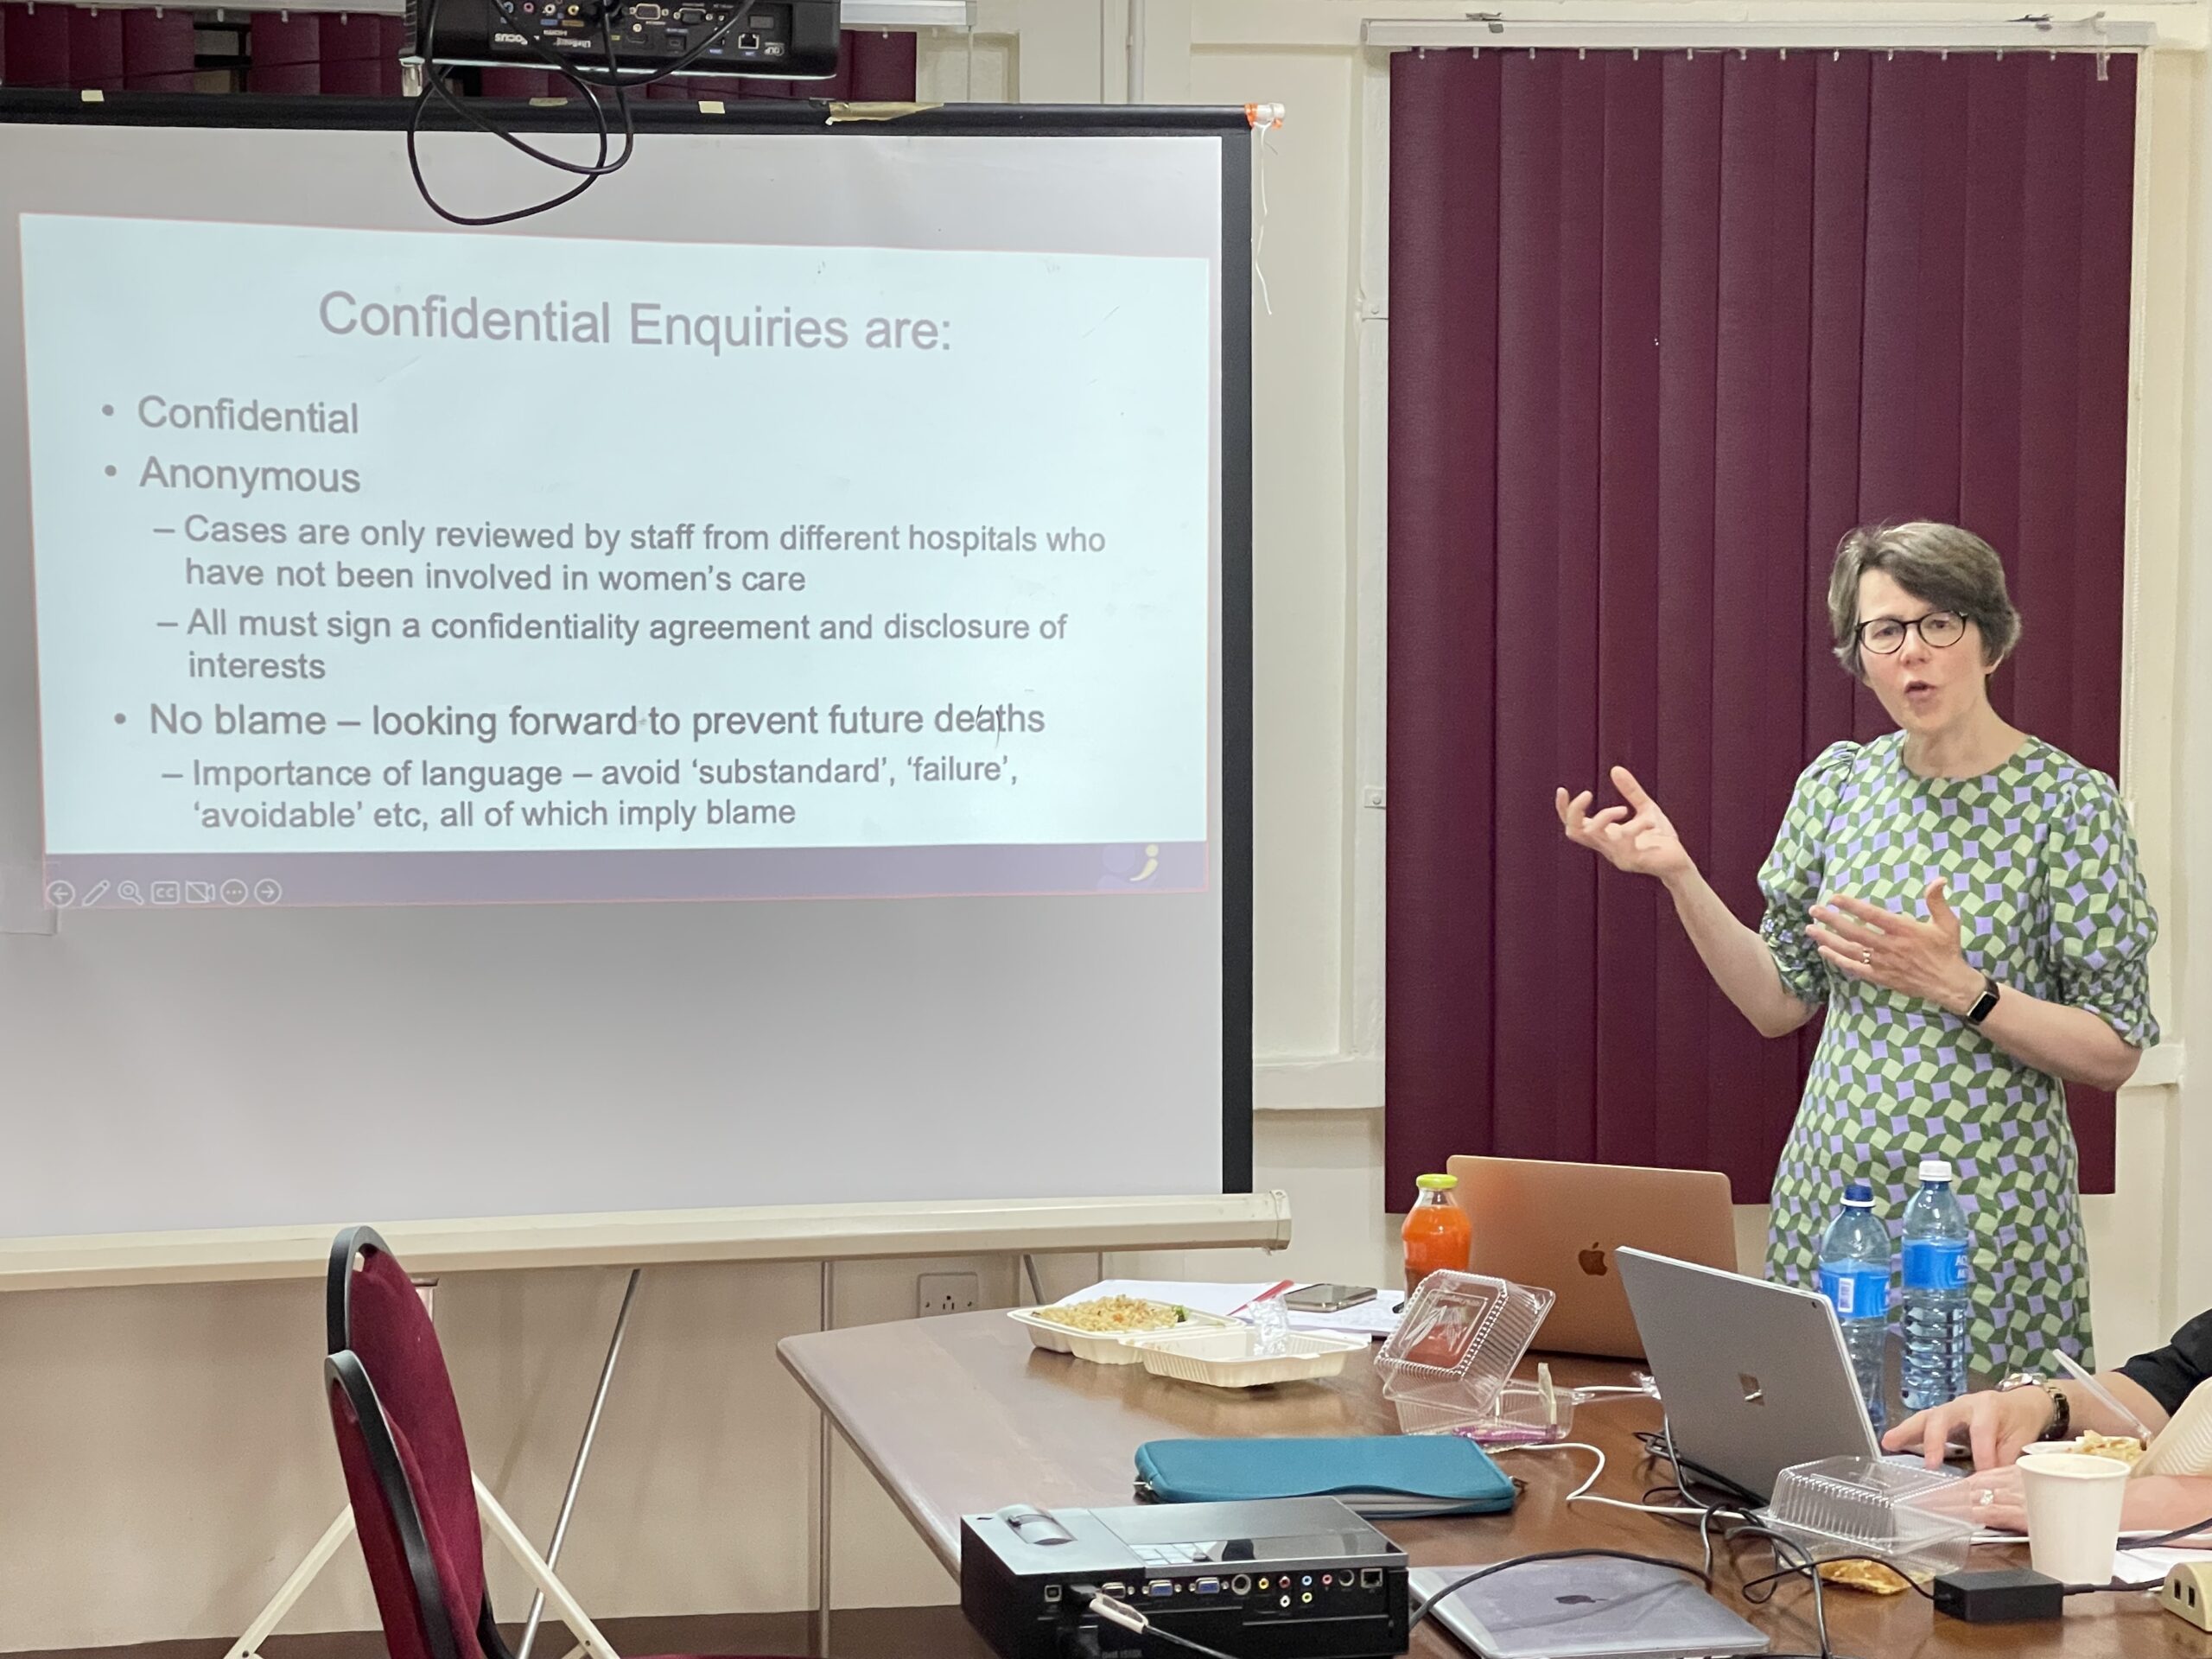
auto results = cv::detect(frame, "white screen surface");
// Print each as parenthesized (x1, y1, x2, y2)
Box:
(26, 214, 1211, 899)
(0, 114, 1241, 1241)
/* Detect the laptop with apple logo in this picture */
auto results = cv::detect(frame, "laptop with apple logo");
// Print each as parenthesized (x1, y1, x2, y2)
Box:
(1614, 1247, 1885, 1505)
(1445, 1155, 1738, 1359)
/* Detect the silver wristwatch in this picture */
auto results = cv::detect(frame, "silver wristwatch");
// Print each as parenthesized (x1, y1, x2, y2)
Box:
(1996, 1372, 2070, 1442)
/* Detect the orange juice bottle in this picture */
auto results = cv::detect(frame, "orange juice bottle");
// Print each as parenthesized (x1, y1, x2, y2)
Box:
(1402, 1173, 1471, 1295)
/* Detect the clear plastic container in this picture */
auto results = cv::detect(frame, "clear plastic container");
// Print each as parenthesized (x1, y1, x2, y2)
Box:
(1446, 1380, 1580, 1445)
(1759, 1457, 1974, 1582)
(1128, 1325, 1368, 1389)
(1373, 1270, 1554, 1436)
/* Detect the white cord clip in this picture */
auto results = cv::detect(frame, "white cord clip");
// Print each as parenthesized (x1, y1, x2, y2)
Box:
(1087, 1592, 1150, 1636)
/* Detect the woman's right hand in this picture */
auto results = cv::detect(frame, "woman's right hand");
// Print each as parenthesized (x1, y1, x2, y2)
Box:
(1556, 766, 1693, 883)
(1884, 1388, 2057, 1471)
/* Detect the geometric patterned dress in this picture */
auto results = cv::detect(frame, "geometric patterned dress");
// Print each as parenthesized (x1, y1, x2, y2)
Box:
(1757, 733, 2159, 1376)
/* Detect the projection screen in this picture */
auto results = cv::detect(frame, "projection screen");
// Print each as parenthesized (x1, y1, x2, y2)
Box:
(0, 97, 1252, 1250)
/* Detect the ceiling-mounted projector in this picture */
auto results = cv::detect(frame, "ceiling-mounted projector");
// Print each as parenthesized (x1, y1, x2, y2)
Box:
(409, 0, 842, 80)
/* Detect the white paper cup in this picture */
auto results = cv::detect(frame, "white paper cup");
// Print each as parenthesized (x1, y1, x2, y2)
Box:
(2018, 1452, 2131, 1586)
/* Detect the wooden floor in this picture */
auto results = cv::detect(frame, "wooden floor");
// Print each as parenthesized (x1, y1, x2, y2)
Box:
(20, 1607, 997, 1659)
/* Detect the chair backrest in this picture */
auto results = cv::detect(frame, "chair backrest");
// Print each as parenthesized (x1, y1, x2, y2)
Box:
(324, 1225, 508, 1659)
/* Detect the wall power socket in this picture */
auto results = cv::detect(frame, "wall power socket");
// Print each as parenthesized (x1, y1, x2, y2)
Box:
(918, 1272, 982, 1318)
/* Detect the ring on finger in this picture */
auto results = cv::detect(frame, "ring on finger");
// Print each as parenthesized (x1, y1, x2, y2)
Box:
(1859, 948, 1872, 965)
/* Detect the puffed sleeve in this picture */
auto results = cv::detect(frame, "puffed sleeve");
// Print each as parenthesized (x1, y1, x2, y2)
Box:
(1757, 741, 1860, 1008)
(2047, 770, 2160, 1049)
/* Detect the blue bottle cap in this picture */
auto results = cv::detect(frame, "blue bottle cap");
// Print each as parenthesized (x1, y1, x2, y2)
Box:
(1844, 1182, 1874, 1205)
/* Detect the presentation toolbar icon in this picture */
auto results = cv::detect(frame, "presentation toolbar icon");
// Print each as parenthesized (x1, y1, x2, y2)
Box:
(219, 878, 249, 906)
(252, 878, 283, 904)
(80, 880, 111, 907)
(118, 880, 144, 905)
(150, 880, 181, 905)
(43, 880, 75, 908)
(184, 880, 216, 904)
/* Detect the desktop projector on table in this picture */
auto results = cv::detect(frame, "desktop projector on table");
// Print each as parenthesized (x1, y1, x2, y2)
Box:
(961, 1497, 1409, 1659)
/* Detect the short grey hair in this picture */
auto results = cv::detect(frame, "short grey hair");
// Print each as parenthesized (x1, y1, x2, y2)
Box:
(1827, 522, 2022, 682)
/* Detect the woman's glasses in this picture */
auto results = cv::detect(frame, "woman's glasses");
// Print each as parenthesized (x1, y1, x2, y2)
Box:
(1857, 610, 1968, 654)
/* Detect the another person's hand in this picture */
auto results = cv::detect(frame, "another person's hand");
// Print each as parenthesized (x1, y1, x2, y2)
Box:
(1947, 1468, 2212, 1542)
(1957, 1466, 2029, 1533)
(1555, 767, 1692, 883)
(1806, 878, 1982, 1011)
(1885, 1387, 2056, 1470)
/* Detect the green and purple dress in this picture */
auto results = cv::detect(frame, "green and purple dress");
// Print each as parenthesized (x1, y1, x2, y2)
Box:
(1757, 732, 2158, 1375)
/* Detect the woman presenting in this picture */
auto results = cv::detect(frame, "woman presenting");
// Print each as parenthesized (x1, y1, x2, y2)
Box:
(1558, 523, 2158, 1373)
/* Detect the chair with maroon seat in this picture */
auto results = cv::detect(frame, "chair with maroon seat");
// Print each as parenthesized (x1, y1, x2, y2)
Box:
(324, 1224, 776, 1659)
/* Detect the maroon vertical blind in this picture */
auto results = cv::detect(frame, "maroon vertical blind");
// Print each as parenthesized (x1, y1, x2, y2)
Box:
(1385, 48, 2136, 1204)
(243, 14, 398, 95)
(3, 2, 190, 87)
(1, 3, 199, 86)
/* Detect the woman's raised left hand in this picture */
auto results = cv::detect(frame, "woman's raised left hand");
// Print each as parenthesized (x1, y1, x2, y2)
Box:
(1807, 879, 1984, 1014)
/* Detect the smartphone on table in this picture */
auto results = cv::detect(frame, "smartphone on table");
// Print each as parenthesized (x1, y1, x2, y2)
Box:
(1282, 1282, 1376, 1313)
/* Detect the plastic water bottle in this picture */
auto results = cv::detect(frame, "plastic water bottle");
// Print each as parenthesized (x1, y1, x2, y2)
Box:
(1817, 1181, 1890, 1433)
(1900, 1159, 1973, 1411)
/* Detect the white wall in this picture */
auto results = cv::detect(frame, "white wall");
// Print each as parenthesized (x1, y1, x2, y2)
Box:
(5, 6, 2209, 1651)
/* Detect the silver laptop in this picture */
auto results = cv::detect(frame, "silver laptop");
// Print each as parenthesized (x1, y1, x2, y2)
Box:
(1614, 1248, 1883, 1504)
(1409, 1557, 1768, 1658)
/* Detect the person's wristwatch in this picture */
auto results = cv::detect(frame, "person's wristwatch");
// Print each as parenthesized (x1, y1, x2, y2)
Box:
(1996, 1372, 2070, 1443)
(1964, 973, 2002, 1027)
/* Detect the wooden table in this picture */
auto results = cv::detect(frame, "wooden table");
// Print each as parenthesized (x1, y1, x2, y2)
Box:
(779, 1310, 2212, 1658)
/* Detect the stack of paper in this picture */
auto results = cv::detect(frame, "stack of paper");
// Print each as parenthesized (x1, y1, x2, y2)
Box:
(2114, 1545, 2212, 1581)
(1283, 1297, 1405, 1340)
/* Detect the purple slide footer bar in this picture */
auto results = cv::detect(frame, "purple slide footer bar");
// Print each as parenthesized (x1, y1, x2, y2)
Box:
(40, 841, 1209, 910)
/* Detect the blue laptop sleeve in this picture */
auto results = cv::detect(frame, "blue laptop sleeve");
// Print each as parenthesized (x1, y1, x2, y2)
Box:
(1133, 1435, 1517, 1518)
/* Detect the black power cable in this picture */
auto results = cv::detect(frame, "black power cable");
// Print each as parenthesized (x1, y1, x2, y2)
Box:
(1629, 1422, 1866, 1659)
(405, 0, 766, 225)
(2121, 1512, 2212, 1549)
(423, 29, 637, 178)
(408, 0, 623, 225)
(2065, 1576, 2165, 1595)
